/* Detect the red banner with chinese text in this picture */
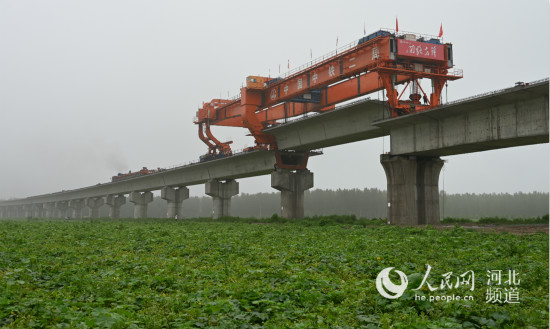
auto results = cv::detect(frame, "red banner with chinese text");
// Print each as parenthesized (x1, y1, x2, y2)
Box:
(397, 39, 445, 61)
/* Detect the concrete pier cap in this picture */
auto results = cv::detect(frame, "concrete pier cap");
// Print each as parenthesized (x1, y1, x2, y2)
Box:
(205, 179, 239, 219)
(129, 191, 153, 219)
(106, 194, 126, 219)
(271, 169, 314, 219)
(68, 199, 85, 219)
(161, 186, 189, 219)
(86, 197, 105, 219)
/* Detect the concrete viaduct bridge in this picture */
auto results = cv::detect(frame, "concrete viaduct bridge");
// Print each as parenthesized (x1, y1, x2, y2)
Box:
(0, 79, 548, 225)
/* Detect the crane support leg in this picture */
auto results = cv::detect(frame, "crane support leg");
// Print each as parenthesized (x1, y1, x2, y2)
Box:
(379, 73, 405, 117)
(430, 78, 446, 108)
(242, 104, 276, 147)
(198, 122, 216, 151)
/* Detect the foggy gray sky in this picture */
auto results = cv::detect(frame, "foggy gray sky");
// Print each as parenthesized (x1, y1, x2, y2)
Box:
(1, 0, 549, 200)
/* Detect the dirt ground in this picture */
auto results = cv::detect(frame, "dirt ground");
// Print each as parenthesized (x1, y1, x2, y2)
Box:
(439, 223, 549, 235)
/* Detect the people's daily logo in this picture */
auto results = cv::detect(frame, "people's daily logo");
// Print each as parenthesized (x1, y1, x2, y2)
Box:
(375, 267, 408, 299)
(375, 265, 521, 304)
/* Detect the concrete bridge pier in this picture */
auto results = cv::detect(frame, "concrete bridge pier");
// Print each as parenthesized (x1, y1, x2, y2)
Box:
(271, 169, 314, 219)
(86, 197, 104, 218)
(68, 199, 84, 219)
(23, 205, 32, 218)
(161, 186, 189, 219)
(44, 203, 56, 218)
(205, 179, 239, 219)
(106, 194, 126, 219)
(32, 203, 44, 218)
(129, 191, 153, 219)
(8, 206, 15, 218)
(55, 201, 68, 218)
(381, 154, 444, 225)
(12, 206, 22, 218)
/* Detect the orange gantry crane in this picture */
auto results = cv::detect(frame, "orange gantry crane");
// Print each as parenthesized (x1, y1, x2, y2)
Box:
(194, 29, 462, 169)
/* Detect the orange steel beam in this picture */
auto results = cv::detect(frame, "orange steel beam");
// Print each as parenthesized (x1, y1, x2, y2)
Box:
(261, 38, 392, 107)
(204, 71, 414, 127)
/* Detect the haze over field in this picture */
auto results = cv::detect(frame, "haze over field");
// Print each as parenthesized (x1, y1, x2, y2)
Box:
(88, 190, 549, 219)
(0, 0, 548, 200)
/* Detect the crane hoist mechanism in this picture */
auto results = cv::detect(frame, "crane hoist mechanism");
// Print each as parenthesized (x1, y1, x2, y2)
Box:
(194, 28, 463, 169)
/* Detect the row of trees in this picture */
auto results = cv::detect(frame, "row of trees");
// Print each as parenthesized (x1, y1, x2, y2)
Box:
(95, 189, 548, 219)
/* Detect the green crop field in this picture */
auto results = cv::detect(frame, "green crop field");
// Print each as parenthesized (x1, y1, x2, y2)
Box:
(0, 218, 548, 328)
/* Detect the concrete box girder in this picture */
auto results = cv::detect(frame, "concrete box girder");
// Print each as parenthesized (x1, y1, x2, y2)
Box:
(375, 82, 549, 156)
(265, 100, 390, 151)
(0, 150, 275, 206)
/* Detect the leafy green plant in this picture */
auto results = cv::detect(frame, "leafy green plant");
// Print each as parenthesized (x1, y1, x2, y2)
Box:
(0, 218, 547, 328)
(441, 215, 548, 224)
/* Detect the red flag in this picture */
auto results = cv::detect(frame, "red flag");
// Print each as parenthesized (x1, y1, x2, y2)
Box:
(287, 59, 289, 69)
(438, 23, 443, 38)
(396, 17, 399, 32)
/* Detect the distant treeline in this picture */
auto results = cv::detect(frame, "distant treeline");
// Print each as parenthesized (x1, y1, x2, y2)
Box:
(439, 191, 549, 219)
(95, 189, 548, 219)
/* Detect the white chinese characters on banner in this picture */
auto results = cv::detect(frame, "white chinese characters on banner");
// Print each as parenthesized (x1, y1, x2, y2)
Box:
(372, 47, 380, 60)
(407, 45, 437, 58)
(328, 65, 336, 77)
(398, 39, 444, 61)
